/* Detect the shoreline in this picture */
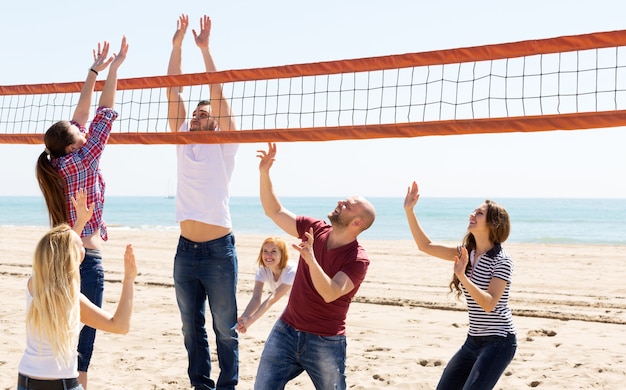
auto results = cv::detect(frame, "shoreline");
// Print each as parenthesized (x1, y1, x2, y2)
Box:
(2, 226, 626, 389)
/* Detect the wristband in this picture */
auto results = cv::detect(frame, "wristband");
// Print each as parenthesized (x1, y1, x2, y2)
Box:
(89, 68, 98, 76)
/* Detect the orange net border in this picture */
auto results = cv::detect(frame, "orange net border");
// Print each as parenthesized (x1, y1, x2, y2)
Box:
(3, 29, 626, 145)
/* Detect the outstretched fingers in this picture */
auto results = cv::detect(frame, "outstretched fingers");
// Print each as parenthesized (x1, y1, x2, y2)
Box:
(90, 41, 114, 73)
(110, 36, 129, 70)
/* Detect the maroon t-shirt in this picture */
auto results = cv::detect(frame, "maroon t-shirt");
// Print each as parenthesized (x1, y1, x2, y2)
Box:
(280, 216, 370, 336)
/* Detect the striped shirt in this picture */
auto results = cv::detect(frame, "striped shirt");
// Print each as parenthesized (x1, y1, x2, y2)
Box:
(51, 107, 118, 240)
(463, 244, 516, 337)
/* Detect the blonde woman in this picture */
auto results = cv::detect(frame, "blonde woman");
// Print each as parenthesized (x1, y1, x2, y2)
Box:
(18, 190, 136, 390)
(237, 237, 297, 334)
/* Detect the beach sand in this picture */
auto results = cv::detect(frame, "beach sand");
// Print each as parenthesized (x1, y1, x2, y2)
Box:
(1, 226, 625, 389)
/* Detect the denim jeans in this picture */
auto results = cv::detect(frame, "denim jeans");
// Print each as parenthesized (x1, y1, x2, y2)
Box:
(436, 333, 517, 390)
(77, 249, 104, 372)
(254, 319, 347, 390)
(174, 234, 239, 390)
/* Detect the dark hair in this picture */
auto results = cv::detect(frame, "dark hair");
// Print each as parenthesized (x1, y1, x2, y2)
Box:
(35, 121, 74, 227)
(449, 199, 510, 298)
(43, 121, 74, 158)
(197, 100, 211, 107)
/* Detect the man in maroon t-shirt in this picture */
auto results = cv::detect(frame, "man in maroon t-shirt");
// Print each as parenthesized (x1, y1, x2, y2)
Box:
(254, 142, 376, 390)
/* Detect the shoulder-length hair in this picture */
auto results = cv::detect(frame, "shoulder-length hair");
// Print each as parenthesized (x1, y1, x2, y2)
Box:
(256, 237, 289, 270)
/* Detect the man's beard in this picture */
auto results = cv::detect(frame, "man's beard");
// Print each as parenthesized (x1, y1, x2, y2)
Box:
(328, 211, 350, 228)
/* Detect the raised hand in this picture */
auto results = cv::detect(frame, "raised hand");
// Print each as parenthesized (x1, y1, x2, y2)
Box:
(292, 228, 315, 265)
(257, 142, 277, 173)
(192, 15, 212, 49)
(403, 181, 420, 211)
(109, 36, 129, 71)
(123, 244, 138, 282)
(71, 188, 94, 234)
(90, 41, 114, 74)
(453, 246, 469, 279)
(173, 14, 189, 47)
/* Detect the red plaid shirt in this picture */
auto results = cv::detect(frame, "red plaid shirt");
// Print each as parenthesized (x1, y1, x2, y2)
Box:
(50, 107, 118, 240)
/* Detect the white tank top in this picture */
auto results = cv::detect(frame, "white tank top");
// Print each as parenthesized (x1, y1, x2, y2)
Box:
(18, 283, 80, 379)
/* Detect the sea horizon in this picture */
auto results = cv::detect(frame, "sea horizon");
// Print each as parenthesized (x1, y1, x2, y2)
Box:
(1, 196, 625, 245)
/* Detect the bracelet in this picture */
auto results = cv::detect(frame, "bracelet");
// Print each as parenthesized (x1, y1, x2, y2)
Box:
(89, 68, 98, 76)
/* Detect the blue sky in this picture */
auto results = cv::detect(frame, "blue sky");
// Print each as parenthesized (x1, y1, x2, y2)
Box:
(1, 0, 625, 198)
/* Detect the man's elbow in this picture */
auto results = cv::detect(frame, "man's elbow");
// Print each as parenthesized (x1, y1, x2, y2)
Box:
(263, 208, 282, 222)
(320, 290, 343, 304)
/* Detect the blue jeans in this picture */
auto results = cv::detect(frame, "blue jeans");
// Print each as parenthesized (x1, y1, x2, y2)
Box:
(174, 234, 239, 390)
(77, 249, 104, 372)
(437, 333, 517, 390)
(254, 319, 347, 390)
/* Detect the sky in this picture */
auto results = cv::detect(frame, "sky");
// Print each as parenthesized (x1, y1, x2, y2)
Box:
(1, 0, 625, 199)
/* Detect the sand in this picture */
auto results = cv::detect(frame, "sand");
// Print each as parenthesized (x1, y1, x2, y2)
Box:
(1, 226, 625, 389)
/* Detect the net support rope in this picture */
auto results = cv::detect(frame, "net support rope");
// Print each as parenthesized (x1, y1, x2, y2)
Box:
(2, 29, 626, 144)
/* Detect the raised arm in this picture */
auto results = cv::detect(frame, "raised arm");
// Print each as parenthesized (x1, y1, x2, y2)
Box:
(98, 36, 129, 109)
(80, 244, 136, 334)
(257, 143, 298, 237)
(71, 42, 114, 126)
(193, 15, 237, 132)
(404, 181, 458, 261)
(167, 14, 189, 133)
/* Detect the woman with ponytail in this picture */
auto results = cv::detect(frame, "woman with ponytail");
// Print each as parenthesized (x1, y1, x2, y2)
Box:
(35, 37, 128, 389)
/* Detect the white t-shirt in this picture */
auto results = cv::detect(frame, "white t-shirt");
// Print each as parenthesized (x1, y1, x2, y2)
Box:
(175, 122, 239, 227)
(254, 262, 297, 293)
(18, 283, 80, 379)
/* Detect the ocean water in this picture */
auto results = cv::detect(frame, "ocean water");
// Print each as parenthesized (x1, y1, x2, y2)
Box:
(0, 196, 625, 245)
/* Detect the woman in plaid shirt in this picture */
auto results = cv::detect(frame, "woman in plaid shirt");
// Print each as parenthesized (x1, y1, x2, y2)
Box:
(35, 36, 128, 390)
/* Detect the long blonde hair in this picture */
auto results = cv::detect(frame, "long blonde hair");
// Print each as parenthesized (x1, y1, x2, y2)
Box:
(27, 224, 82, 368)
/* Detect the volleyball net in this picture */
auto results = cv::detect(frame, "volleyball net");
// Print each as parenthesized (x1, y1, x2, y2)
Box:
(3, 29, 626, 145)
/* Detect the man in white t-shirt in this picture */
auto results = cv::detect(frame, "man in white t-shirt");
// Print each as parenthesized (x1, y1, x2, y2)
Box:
(166, 14, 239, 390)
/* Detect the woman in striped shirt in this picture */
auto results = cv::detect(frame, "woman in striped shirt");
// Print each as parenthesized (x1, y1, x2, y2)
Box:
(404, 181, 516, 390)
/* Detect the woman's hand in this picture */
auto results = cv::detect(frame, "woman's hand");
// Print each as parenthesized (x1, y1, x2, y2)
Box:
(90, 41, 114, 74)
(71, 188, 94, 235)
(454, 246, 469, 279)
(403, 181, 420, 211)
